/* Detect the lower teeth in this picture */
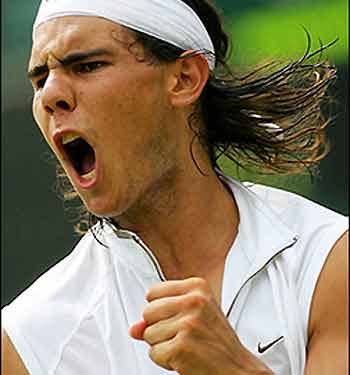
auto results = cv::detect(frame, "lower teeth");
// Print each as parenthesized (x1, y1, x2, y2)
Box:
(81, 169, 96, 180)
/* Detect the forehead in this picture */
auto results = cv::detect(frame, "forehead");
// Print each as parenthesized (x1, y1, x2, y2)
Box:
(30, 16, 133, 66)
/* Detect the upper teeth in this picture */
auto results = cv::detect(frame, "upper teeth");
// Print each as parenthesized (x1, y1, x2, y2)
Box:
(61, 133, 80, 145)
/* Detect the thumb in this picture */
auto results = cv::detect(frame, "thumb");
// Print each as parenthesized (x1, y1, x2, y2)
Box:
(129, 319, 148, 340)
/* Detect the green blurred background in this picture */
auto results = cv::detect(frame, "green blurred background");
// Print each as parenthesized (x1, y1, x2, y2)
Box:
(2, 0, 348, 306)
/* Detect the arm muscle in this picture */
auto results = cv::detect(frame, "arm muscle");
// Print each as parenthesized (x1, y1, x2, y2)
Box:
(1, 329, 29, 375)
(305, 231, 349, 375)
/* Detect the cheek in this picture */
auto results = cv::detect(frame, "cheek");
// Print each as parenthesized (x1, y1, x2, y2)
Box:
(89, 90, 146, 139)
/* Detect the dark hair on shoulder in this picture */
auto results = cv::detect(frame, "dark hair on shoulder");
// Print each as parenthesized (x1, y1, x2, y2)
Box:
(56, 0, 338, 235)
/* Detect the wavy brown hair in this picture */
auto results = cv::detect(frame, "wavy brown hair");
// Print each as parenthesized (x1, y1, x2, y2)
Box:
(55, 0, 338, 236)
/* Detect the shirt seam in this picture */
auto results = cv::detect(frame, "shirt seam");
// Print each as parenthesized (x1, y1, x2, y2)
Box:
(50, 269, 111, 373)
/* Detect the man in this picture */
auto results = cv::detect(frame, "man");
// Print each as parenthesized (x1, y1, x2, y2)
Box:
(2, 0, 348, 374)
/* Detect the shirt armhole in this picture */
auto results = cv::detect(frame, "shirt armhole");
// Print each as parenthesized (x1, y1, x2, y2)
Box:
(2, 306, 45, 375)
(299, 219, 348, 343)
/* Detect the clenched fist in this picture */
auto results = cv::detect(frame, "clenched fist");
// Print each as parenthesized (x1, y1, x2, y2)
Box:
(129, 277, 273, 375)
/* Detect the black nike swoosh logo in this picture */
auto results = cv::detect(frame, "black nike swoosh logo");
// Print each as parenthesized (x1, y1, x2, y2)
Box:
(258, 335, 284, 354)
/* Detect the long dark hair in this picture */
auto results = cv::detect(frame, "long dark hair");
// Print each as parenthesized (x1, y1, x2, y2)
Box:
(56, 0, 338, 235)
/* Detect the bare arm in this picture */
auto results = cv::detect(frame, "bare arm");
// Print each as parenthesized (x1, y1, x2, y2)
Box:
(1, 329, 29, 375)
(305, 231, 349, 375)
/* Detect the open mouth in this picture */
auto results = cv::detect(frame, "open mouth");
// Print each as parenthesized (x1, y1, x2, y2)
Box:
(61, 133, 96, 178)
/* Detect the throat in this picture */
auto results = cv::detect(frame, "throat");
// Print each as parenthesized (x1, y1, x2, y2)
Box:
(63, 137, 96, 176)
(81, 151, 95, 175)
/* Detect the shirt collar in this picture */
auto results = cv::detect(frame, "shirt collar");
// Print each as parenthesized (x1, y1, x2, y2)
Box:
(102, 173, 299, 278)
(218, 173, 299, 268)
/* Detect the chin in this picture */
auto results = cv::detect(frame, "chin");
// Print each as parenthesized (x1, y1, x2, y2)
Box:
(81, 195, 122, 219)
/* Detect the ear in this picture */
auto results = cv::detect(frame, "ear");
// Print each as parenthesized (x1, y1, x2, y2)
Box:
(168, 52, 210, 108)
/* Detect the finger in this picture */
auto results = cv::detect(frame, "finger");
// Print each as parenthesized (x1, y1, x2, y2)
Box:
(146, 281, 188, 302)
(148, 337, 177, 371)
(129, 319, 147, 340)
(143, 296, 182, 325)
(143, 315, 179, 345)
(147, 277, 207, 302)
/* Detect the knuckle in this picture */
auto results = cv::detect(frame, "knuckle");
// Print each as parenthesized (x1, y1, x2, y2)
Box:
(190, 277, 207, 289)
(155, 335, 192, 372)
(185, 291, 209, 310)
(180, 315, 199, 333)
(149, 345, 172, 370)
(148, 346, 157, 361)
(175, 295, 187, 310)
(173, 334, 191, 359)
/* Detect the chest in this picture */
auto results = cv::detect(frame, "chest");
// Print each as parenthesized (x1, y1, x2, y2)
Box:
(55, 262, 298, 375)
(232, 274, 292, 375)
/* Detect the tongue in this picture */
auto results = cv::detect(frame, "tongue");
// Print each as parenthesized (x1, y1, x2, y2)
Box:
(81, 152, 96, 175)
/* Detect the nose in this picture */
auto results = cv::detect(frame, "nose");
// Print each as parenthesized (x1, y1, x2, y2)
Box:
(40, 71, 76, 115)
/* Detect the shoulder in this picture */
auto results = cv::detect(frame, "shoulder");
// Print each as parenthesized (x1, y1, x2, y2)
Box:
(2, 229, 113, 375)
(308, 230, 348, 335)
(245, 181, 348, 279)
(244, 182, 348, 253)
(305, 231, 348, 374)
(246, 182, 348, 336)
(4, 229, 112, 316)
(244, 182, 347, 231)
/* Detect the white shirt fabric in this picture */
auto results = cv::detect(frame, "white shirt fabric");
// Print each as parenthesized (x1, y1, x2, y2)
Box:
(2, 174, 348, 375)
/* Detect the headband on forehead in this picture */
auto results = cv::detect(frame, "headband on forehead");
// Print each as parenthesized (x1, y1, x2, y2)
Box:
(33, 0, 216, 70)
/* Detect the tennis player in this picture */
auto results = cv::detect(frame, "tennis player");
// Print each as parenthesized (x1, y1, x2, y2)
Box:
(2, 0, 348, 374)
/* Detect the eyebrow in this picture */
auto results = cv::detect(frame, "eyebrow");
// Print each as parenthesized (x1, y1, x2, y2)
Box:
(27, 48, 113, 79)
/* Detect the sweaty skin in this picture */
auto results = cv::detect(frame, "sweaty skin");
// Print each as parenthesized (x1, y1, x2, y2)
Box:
(2, 15, 348, 375)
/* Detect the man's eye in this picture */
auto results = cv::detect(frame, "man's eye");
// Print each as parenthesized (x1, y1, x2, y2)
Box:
(35, 76, 47, 89)
(75, 62, 106, 74)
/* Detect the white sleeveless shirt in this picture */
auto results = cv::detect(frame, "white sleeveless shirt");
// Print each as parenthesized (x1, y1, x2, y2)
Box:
(3, 175, 348, 375)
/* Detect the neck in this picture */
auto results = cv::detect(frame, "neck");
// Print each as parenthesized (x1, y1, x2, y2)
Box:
(115, 164, 239, 282)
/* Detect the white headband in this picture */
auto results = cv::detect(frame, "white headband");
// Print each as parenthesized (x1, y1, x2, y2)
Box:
(33, 0, 216, 70)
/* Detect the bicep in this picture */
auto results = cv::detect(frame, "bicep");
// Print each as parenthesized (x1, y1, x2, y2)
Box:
(1, 329, 29, 375)
(305, 231, 349, 375)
